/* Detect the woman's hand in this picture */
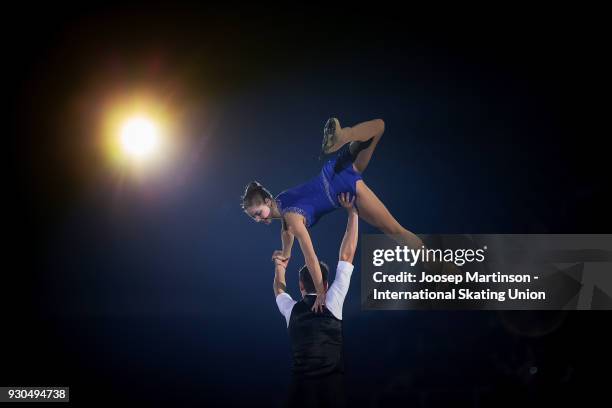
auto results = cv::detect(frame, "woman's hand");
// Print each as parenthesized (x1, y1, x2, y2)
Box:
(312, 291, 327, 313)
(338, 192, 357, 214)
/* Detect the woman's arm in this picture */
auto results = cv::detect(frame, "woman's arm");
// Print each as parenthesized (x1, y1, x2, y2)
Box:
(280, 219, 295, 259)
(284, 213, 326, 312)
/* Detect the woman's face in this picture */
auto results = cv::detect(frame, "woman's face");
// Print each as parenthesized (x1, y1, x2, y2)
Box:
(246, 199, 272, 224)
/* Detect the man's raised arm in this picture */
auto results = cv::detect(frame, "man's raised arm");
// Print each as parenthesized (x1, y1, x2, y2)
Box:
(272, 254, 296, 327)
(338, 193, 359, 263)
(273, 256, 289, 297)
(324, 192, 358, 321)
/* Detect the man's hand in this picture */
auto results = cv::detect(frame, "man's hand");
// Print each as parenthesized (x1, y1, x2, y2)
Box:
(274, 256, 289, 270)
(338, 192, 357, 214)
(272, 250, 290, 266)
(312, 291, 326, 313)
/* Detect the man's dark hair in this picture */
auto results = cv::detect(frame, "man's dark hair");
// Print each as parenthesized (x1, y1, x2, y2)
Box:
(299, 261, 329, 293)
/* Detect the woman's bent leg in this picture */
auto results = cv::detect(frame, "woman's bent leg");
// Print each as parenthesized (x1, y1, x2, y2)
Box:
(350, 129, 383, 174)
(326, 118, 385, 156)
(340, 118, 385, 144)
(343, 119, 385, 173)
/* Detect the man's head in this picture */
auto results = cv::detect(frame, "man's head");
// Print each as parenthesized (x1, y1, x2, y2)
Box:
(298, 261, 329, 297)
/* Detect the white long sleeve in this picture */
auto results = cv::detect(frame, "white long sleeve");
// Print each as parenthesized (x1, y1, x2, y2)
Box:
(325, 261, 354, 320)
(276, 292, 297, 327)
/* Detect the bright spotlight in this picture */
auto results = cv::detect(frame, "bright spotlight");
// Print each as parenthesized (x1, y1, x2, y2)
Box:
(120, 116, 160, 159)
(101, 92, 177, 173)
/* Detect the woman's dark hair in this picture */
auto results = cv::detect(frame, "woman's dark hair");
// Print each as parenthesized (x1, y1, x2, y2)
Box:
(241, 181, 273, 210)
(299, 261, 329, 293)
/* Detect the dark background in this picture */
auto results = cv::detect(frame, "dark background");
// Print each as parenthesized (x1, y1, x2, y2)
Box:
(5, 4, 610, 407)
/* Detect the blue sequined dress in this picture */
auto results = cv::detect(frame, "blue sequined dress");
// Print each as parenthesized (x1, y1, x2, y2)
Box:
(275, 144, 363, 228)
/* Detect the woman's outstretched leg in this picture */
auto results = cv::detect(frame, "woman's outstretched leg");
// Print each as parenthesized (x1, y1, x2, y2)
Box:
(354, 180, 424, 249)
(355, 180, 450, 274)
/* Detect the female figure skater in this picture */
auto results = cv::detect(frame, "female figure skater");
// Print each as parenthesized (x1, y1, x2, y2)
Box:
(241, 118, 425, 313)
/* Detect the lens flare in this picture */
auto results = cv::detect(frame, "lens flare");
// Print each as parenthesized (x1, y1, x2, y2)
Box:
(120, 116, 159, 158)
(100, 90, 181, 176)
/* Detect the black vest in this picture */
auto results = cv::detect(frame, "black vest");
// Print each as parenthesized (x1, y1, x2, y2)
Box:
(288, 295, 344, 378)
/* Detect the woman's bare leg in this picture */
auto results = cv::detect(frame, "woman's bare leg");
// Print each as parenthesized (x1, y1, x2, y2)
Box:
(340, 118, 385, 143)
(349, 129, 383, 174)
(355, 180, 450, 274)
(355, 180, 424, 249)
(325, 118, 385, 155)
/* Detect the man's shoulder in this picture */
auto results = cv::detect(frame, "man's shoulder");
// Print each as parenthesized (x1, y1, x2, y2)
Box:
(277, 293, 298, 328)
(336, 260, 354, 273)
(276, 292, 297, 308)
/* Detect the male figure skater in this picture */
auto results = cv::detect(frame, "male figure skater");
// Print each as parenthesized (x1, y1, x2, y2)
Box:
(272, 192, 358, 408)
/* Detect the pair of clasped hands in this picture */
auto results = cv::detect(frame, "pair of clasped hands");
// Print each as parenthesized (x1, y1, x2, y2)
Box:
(272, 192, 357, 313)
